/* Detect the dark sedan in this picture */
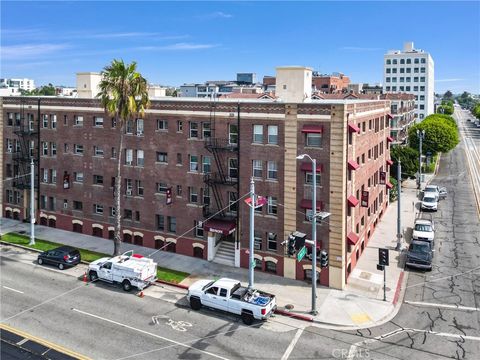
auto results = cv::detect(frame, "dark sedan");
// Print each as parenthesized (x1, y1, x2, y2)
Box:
(37, 246, 81, 270)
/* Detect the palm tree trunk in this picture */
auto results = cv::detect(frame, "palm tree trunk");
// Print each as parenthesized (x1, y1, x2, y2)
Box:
(113, 124, 124, 256)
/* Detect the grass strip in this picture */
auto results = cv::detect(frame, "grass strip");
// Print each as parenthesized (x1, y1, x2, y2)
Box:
(1, 232, 189, 283)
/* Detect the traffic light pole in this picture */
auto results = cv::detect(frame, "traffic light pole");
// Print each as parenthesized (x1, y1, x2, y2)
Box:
(311, 158, 318, 315)
(383, 266, 386, 301)
(248, 177, 255, 290)
(29, 158, 35, 246)
(395, 160, 402, 251)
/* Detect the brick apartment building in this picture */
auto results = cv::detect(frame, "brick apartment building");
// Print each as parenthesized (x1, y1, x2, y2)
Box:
(1, 66, 392, 289)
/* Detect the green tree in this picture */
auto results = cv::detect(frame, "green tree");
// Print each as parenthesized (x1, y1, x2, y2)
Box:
(389, 177, 398, 202)
(390, 145, 419, 179)
(97, 59, 150, 255)
(443, 90, 453, 101)
(408, 114, 459, 156)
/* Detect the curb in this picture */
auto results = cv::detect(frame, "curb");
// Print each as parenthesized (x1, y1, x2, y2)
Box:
(155, 279, 189, 290)
(274, 308, 314, 322)
(393, 271, 405, 305)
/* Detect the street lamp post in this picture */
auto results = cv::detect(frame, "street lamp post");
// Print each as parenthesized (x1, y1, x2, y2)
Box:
(29, 158, 35, 246)
(417, 130, 425, 189)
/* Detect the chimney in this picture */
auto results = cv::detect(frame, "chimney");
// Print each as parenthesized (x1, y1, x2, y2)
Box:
(275, 66, 313, 103)
(404, 42, 414, 52)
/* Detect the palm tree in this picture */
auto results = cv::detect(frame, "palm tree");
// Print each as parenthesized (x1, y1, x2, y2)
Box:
(98, 59, 150, 255)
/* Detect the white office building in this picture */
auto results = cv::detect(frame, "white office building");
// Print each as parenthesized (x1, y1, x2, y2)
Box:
(383, 42, 434, 121)
(0, 78, 35, 92)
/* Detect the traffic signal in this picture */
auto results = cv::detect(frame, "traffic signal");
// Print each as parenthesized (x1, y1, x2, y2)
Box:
(287, 234, 296, 256)
(379, 248, 389, 266)
(320, 250, 328, 268)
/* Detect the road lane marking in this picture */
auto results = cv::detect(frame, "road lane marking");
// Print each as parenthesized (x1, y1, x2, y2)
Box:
(72, 308, 229, 360)
(406, 265, 480, 288)
(281, 328, 303, 360)
(2, 286, 24, 294)
(404, 301, 480, 312)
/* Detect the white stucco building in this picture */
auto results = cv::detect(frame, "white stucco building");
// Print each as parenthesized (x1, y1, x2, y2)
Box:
(0, 78, 36, 96)
(383, 42, 434, 121)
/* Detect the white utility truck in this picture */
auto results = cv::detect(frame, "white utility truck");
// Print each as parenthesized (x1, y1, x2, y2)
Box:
(187, 278, 276, 325)
(88, 250, 157, 292)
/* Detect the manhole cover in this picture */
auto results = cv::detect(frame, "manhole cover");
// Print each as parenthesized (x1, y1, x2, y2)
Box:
(285, 304, 294, 310)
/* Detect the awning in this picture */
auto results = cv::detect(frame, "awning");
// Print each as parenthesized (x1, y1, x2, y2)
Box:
(347, 232, 359, 246)
(387, 136, 394, 143)
(203, 219, 236, 236)
(386, 182, 394, 189)
(387, 114, 393, 119)
(299, 199, 322, 211)
(348, 160, 360, 170)
(347, 195, 359, 207)
(300, 162, 322, 173)
(386, 159, 394, 166)
(348, 123, 360, 133)
(301, 125, 323, 133)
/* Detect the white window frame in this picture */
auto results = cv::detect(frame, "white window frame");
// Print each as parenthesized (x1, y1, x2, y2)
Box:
(306, 133, 322, 147)
(189, 155, 199, 172)
(202, 122, 211, 139)
(267, 196, 278, 215)
(94, 146, 104, 157)
(136, 150, 144, 167)
(94, 116, 104, 127)
(42, 142, 48, 156)
(42, 114, 49, 128)
(74, 115, 84, 126)
(267, 125, 278, 144)
(74, 172, 84, 182)
(157, 119, 168, 130)
(267, 161, 278, 180)
(229, 124, 238, 145)
(125, 149, 133, 165)
(202, 156, 211, 173)
(253, 125, 263, 143)
(228, 158, 238, 179)
(189, 187, 198, 203)
(94, 204, 104, 215)
(74, 144, 84, 155)
(51, 114, 57, 129)
(51, 169, 57, 183)
(157, 152, 168, 163)
(267, 232, 277, 251)
(253, 160, 263, 178)
(189, 122, 199, 138)
(136, 118, 144, 136)
(306, 172, 321, 185)
(195, 220, 204, 238)
(157, 182, 168, 194)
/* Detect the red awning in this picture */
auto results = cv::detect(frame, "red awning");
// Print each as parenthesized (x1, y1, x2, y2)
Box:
(203, 219, 236, 236)
(387, 114, 393, 119)
(387, 136, 394, 143)
(348, 123, 360, 133)
(347, 195, 359, 207)
(348, 160, 360, 170)
(347, 232, 359, 246)
(301, 125, 323, 133)
(386, 159, 394, 166)
(300, 162, 322, 173)
(386, 182, 393, 189)
(299, 199, 322, 211)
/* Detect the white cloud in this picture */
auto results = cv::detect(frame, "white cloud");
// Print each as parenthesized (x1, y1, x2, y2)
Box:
(435, 78, 465, 82)
(1, 43, 70, 60)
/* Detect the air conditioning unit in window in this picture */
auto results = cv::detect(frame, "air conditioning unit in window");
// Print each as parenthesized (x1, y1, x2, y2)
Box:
(137, 131, 143, 136)
(126, 160, 133, 166)
(126, 189, 132, 196)
(254, 242, 261, 250)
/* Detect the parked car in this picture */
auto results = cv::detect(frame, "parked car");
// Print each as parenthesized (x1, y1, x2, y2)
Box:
(406, 240, 433, 271)
(37, 246, 81, 270)
(412, 218, 435, 246)
(187, 278, 276, 325)
(424, 185, 441, 200)
(421, 194, 438, 211)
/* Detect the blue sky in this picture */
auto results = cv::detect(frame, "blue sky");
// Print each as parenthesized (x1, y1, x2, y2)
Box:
(1, 1, 479, 93)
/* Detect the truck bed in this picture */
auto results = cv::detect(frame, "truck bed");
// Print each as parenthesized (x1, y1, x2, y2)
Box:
(231, 286, 274, 306)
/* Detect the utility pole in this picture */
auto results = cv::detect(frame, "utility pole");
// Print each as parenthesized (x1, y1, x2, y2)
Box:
(417, 130, 425, 189)
(396, 160, 402, 251)
(248, 177, 255, 290)
(311, 158, 318, 315)
(29, 158, 35, 246)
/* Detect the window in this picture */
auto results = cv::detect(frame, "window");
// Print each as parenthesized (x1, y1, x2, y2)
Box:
(194, 220, 204, 238)
(74, 144, 84, 155)
(420, 77, 425, 82)
(42, 114, 49, 128)
(94, 146, 104, 157)
(51, 115, 57, 129)
(406, 86, 411, 91)
(414, 58, 419, 64)
(406, 58, 411, 64)
(229, 124, 238, 145)
(156, 152, 168, 163)
(386, 86, 390, 91)
(400, 77, 404, 82)
(125, 120, 133, 134)
(229, 158, 238, 179)
(386, 59, 391, 65)
(124, 209, 133, 220)
(125, 149, 133, 165)
(74, 172, 84, 182)
(420, 86, 425, 91)
(136, 119, 144, 136)
(414, 77, 419, 82)
(400, 68, 405, 73)
(392, 59, 397, 64)
(125, 179, 133, 195)
(267, 196, 278, 215)
(93, 175, 104, 185)
(420, 95, 425, 101)
(265, 261, 276, 273)
(306, 133, 322, 147)
(157, 119, 168, 130)
(168, 216, 177, 233)
(386, 77, 391, 83)
(228, 192, 238, 213)
(421, 58, 426, 64)
(268, 125, 278, 144)
(267, 161, 278, 180)
(202, 156, 211, 173)
(51, 169, 58, 183)
(306, 172, 321, 185)
(253, 125, 263, 143)
(111, 118, 117, 128)
(177, 121, 183, 132)
(386, 68, 391, 74)
(189, 155, 199, 172)
(42, 168, 48, 183)
(7, 113, 13, 126)
(74, 115, 83, 126)
(392, 68, 397, 74)
(406, 77, 411, 82)
(177, 153, 182, 165)
(94, 204, 104, 215)
(400, 59, 405, 64)
(421, 67, 426, 73)
(136, 180, 144, 196)
(414, 86, 419, 91)
(399, 86, 404, 91)
(189, 122, 198, 138)
(392, 86, 397, 91)
(189, 187, 198, 203)
(202, 187, 210, 205)
(94, 117, 104, 127)
(156, 214, 165, 230)
(267, 232, 277, 251)
(406, 68, 411, 73)
(109, 207, 116, 217)
(156, 182, 168, 194)
(42, 142, 48, 156)
(202, 122, 211, 138)
(49, 196, 55, 210)
(420, 105, 425, 110)
(254, 232, 262, 250)
(253, 160, 262, 178)
(73, 201, 83, 211)
(392, 77, 397, 82)
(135, 211, 140, 222)
(111, 147, 117, 158)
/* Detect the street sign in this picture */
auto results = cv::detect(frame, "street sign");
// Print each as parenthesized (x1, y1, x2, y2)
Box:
(297, 246, 307, 261)
(250, 259, 256, 269)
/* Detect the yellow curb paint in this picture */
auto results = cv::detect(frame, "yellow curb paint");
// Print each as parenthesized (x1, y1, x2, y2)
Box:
(350, 313, 372, 324)
(0, 323, 91, 360)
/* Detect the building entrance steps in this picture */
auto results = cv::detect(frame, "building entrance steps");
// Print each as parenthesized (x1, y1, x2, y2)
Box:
(212, 241, 235, 266)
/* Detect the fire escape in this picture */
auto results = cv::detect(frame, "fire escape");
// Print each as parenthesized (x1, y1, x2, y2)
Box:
(12, 98, 39, 214)
(203, 101, 239, 223)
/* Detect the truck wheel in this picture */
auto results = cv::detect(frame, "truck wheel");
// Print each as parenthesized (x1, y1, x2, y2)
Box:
(241, 311, 254, 325)
(190, 297, 202, 310)
(122, 280, 132, 292)
(89, 271, 98, 281)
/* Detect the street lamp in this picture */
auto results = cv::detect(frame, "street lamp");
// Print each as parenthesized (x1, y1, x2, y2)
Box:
(296, 154, 330, 315)
(416, 130, 425, 189)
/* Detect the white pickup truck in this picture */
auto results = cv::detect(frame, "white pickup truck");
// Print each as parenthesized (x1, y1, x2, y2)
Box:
(187, 278, 276, 325)
(88, 250, 157, 292)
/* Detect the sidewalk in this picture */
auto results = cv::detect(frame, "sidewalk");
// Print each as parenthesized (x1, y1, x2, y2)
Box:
(0, 183, 419, 328)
